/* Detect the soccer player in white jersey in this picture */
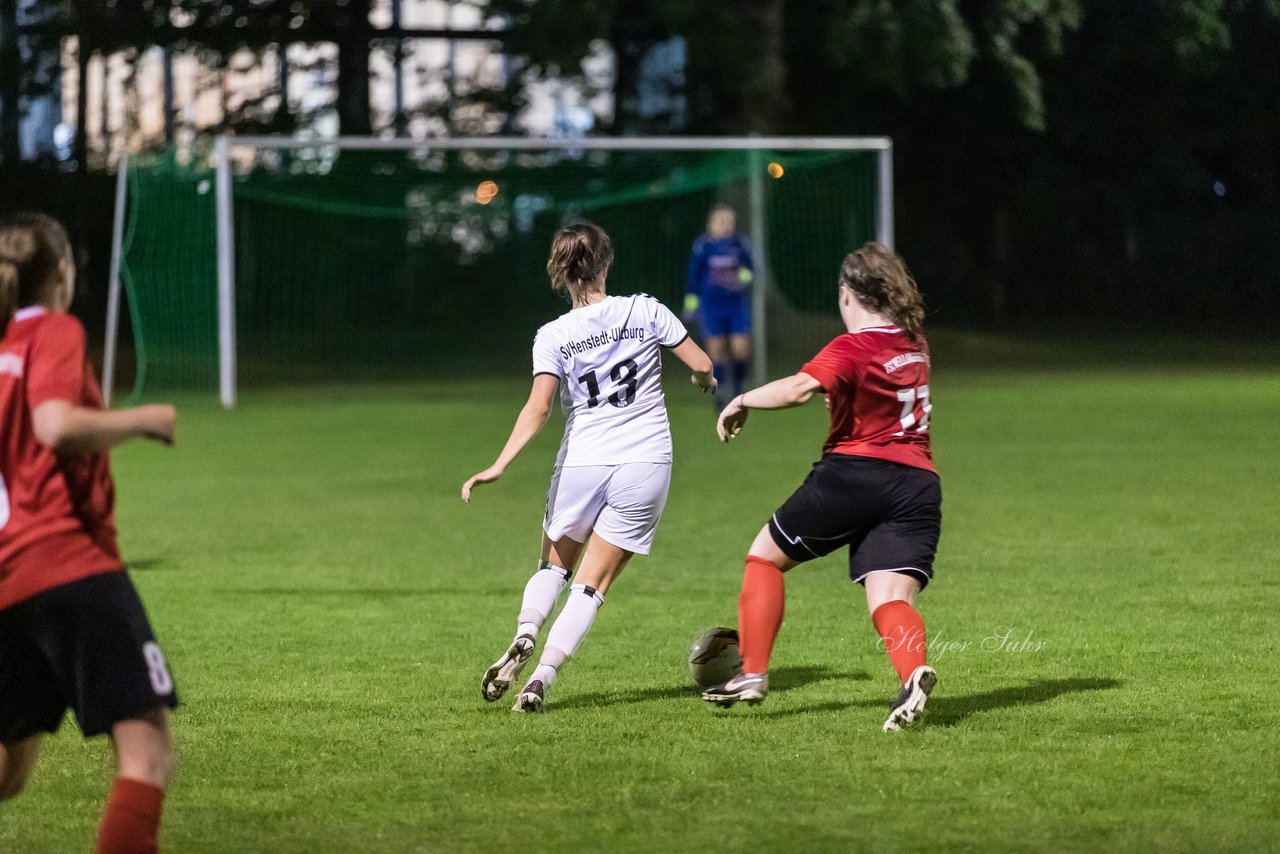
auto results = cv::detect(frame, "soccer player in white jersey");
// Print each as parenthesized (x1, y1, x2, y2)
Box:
(461, 222, 715, 712)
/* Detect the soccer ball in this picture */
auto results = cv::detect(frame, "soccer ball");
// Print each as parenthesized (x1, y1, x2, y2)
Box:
(688, 627, 742, 689)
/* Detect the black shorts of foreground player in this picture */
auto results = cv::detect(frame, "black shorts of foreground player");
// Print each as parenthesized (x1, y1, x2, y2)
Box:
(461, 222, 716, 713)
(701, 243, 942, 732)
(0, 212, 179, 852)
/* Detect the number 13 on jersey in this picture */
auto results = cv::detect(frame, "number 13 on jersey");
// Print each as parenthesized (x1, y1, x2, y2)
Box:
(577, 358, 640, 408)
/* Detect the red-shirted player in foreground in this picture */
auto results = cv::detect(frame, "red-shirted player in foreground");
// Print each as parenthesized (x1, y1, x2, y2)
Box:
(702, 243, 941, 732)
(0, 213, 178, 852)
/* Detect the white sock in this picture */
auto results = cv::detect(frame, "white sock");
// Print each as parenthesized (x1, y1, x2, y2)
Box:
(528, 584, 605, 689)
(516, 561, 570, 639)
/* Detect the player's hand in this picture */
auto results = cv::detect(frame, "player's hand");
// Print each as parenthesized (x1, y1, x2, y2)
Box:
(461, 465, 504, 502)
(682, 293, 700, 322)
(139, 404, 176, 446)
(692, 372, 717, 395)
(717, 396, 749, 442)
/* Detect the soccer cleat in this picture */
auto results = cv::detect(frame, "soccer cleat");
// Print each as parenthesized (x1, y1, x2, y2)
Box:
(481, 634, 536, 702)
(701, 672, 768, 707)
(512, 679, 545, 713)
(882, 665, 937, 732)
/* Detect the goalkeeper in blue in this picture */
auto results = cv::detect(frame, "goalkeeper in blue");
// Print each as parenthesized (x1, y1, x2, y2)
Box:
(684, 204, 755, 409)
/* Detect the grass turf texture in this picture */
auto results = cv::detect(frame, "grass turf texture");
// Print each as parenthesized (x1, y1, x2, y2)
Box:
(2, 360, 1279, 852)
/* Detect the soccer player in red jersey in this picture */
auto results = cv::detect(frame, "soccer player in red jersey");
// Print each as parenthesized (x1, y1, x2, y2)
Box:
(701, 243, 941, 731)
(0, 213, 179, 852)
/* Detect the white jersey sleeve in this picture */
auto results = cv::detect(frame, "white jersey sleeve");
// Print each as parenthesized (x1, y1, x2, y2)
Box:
(532, 327, 560, 377)
(650, 298, 689, 349)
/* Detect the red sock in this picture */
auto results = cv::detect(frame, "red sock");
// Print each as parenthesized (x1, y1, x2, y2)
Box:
(738, 556, 785, 674)
(96, 777, 165, 854)
(871, 599, 927, 684)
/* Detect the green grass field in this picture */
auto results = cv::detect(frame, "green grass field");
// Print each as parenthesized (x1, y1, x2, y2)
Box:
(2, 356, 1279, 852)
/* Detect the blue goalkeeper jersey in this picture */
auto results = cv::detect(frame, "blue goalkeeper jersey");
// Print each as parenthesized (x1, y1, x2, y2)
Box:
(686, 234, 755, 304)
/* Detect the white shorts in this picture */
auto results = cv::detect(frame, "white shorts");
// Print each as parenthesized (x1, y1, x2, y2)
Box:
(543, 462, 672, 555)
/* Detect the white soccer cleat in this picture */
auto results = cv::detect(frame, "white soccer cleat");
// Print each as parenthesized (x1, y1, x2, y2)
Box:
(512, 679, 545, 713)
(883, 665, 937, 732)
(701, 672, 768, 707)
(481, 634, 535, 702)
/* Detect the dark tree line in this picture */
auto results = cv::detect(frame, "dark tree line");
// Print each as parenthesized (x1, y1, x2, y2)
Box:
(2, 0, 1277, 331)
(492, 0, 1280, 329)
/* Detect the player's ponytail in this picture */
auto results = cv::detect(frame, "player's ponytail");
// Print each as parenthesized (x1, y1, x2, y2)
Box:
(0, 255, 17, 328)
(0, 213, 73, 327)
(840, 242, 925, 339)
(547, 222, 614, 301)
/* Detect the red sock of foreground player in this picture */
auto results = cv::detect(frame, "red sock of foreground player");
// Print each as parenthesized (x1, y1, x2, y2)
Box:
(871, 599, 928, 684)
(96, 777, 165, 854)
(738, 556, 785, 674)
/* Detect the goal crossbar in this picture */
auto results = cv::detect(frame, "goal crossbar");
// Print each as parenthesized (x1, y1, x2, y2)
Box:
(225, 135, 892, 152)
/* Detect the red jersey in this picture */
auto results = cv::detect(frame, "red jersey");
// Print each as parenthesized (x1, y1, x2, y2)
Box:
(799, 326, 935, 473)
(0, 307, 122, 611)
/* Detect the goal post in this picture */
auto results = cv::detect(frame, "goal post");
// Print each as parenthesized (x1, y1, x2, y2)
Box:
(109, 135, 894, 408)
(102, 154, 129, 407)
(215, 135, 237, 409)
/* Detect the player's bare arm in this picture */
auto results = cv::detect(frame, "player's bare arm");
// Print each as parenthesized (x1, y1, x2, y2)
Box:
(669, 337, 716, 394)
(717, 372, 823, 442)
(461, 373, 559, 502)
(32, 400, 177, 455)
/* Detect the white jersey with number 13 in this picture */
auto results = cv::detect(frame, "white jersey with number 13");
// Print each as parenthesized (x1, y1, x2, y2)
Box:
(532, 294, 689, 467)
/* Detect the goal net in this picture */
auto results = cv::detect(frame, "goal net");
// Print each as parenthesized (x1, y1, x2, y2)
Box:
(108, 136, 892, 406)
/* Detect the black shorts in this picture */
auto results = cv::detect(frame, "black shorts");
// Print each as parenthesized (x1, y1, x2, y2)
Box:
(768, 455, 941, 588)
(0, 571, 178, 742)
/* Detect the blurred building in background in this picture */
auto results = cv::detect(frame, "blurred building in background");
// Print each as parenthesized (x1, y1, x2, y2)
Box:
(5, 0, 630, 171)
